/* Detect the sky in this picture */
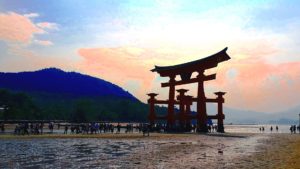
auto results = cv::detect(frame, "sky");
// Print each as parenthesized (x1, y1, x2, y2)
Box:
(0, 0, 300, 113)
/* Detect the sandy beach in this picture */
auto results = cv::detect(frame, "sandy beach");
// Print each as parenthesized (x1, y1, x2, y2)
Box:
(1, 132, 299, 168)
(228, 133, 300, 169)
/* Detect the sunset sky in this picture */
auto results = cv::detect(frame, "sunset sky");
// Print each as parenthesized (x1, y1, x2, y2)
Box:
(0, 0, 299, 113)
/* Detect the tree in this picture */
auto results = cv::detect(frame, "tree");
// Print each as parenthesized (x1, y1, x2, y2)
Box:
(71, 99, 92, 122)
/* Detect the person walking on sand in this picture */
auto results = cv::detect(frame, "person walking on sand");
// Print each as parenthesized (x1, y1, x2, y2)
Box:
(117, 123, 121, 134)
(0, 123, 4, 133)
(64, 125, 68, 134)
(276, 126, 278, 132)
(270, 126, 273, 132)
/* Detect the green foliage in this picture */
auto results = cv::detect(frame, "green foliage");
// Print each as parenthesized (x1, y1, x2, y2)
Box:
(0, 89, 39, 120)
(0, 88, 168, 122)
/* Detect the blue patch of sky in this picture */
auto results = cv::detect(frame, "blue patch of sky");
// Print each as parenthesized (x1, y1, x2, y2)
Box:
(245, 0, 300, 32)
(226, 68, 238, 80)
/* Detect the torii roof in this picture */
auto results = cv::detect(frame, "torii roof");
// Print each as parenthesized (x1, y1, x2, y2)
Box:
(151, 47, 231, 77)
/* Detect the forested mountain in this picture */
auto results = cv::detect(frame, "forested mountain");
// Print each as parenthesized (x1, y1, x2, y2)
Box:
(0, 68, 166, 122)
(0, 68, 135, 99)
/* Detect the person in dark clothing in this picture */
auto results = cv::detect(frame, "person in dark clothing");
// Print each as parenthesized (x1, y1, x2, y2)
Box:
(40, 123, 44, 134)
(24, 123, 29, 135)
(117, 123, 121, 134)
(270, 126, 273, 132)
(64, 125, 68, 134)
(0, 123, 4, 132)
(142, 124, 150, 137)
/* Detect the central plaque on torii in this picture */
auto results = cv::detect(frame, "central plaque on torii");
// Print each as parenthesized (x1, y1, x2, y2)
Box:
(147, 47, 231, 132)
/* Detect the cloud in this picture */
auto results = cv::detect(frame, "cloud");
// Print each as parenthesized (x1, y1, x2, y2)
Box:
(37, 22, 59, 30)
(210, 57, 300, 112)
(0, 12, 58, 46)
(34, 40, 53, 46)
(0, 12, 44, 43)
(24, 13, 39, 18)
(76, 45, 300, 113)
(77, 47, 155, 98)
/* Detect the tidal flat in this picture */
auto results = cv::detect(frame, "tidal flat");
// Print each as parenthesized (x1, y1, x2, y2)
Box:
(2, 133, 298, 168)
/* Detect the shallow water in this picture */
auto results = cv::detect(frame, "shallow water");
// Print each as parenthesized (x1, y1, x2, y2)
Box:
(0, 134, 269, 168)
(225, 124, 292, 133)
(0, 124, 289, 168)
(0, 138, 150, 168)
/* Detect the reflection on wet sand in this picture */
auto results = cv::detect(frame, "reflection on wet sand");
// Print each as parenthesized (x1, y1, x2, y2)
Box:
(0, 133, 268, 168)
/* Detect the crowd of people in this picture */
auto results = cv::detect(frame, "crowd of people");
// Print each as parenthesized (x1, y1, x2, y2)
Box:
(289, 125, 300, 134)
(259, 126, 279, 132)
(1, 122, 300, 135)
(0, 122, 151, 136)
(258, 125, 300, 134)
(14, 122, 45, 135)
(62, 123, 148, 135)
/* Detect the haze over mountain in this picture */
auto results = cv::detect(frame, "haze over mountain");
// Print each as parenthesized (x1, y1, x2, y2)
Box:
(223, 106, 300, 124)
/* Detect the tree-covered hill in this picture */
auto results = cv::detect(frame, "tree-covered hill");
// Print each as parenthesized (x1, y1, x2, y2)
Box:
(0, 68, 135, 99)
(0, 68, 167, 122)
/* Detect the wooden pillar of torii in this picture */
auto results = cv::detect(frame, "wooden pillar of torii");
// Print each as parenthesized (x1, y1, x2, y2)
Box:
(176, 89, 188, 130)
(147, 47, 231, 132)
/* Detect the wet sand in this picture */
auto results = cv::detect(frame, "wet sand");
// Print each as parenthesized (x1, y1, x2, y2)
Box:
(0, 133, 299, 168)
(227, 133, 300, 169)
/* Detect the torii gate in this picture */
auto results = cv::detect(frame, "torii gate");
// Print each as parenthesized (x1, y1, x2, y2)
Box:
(147, 47, 231, 132)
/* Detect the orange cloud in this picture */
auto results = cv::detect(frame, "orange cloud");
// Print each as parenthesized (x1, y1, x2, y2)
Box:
(0, 12, 44, 43)
(76, 46, 299, 112)
(77, 47, 156, 100)
(211, 57, 300, 112)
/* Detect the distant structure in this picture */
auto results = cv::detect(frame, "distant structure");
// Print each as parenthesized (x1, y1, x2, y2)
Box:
(147, 47, 231, 132)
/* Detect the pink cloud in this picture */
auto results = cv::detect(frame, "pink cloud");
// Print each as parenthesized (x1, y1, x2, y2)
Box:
(211, 57, 300, 112)
(77, 47, 156, 99)
(76, 46, 299, 112)
(0, 12, 44, 43)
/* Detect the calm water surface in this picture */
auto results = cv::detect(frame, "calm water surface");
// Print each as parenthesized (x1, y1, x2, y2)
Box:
(0, 138, 150, 168)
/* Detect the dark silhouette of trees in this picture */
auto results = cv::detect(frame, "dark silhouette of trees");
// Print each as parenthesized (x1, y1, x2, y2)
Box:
(0, 88, 168, 122)
(0, 89, 39, 120)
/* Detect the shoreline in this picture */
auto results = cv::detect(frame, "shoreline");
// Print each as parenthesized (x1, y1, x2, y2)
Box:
(0, 132, 252, 140)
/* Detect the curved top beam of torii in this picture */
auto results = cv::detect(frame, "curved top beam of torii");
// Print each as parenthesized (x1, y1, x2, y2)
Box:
(151, 47, 231, 77)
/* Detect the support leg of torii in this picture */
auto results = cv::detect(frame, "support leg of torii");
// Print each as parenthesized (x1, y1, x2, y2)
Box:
(185, 96, 193, 132)
(147, 93, 158, 128)
(176, 89, 188, 131)
(197, 72, 208, 132)
(215, 92, 225, 133)
(167, 75, 176, 130)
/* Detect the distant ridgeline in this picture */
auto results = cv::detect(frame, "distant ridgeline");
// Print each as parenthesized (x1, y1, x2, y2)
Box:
(0, 68, 167, 122)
